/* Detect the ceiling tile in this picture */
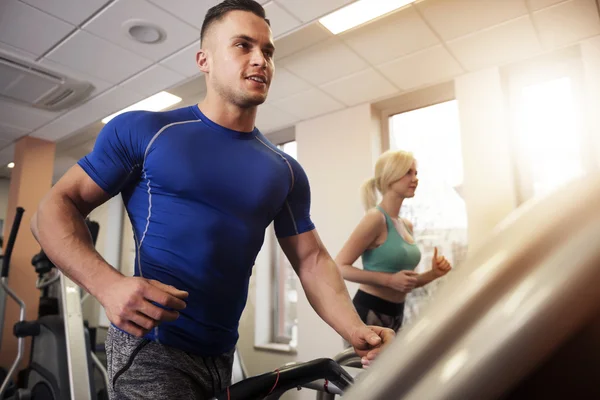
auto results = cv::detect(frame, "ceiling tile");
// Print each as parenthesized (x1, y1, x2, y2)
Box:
(38, 58, 112, 98)
(20, 0, 110, 26)
(146, 0, 220, 30)
(415, 0, 529, 41)
(378, 45, 464, 90)
(55, 124, 99, 155)
(30, 115, 82, 142)
(273, 23, 332, 60)
(256, 103, 298, 133)
(0, 0, 74, 56)
(320, 68, 400, 107)
(448, 16, 542, 71)
(0, 41, 38, 62)
(528, 0, 568, 11)
(279, 38, 369, 86)
(0, 122, 27, 141)
(167, 76, 207, 104)
(45, 30, 152, 84)
(264, 1, 302, 38)
(83, 0, 200, 62)
(272, 89, 344, 120)
(160, 41, 201, 78)
(341, 5, 439, 66)
(0, 138, 14, 149)
(34, 86, 143, 142)
(0, 144, 16, 167)
(532, 0, 600, 50)
(66, 86, 143, 130)
(120, 64, 186, 97)
(267, 67, 312, 102)
(0, 98, 60, 131)
(275, 0, 354, 23)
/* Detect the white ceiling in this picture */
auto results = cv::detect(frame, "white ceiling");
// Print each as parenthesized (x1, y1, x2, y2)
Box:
(1, 0, 600, 181)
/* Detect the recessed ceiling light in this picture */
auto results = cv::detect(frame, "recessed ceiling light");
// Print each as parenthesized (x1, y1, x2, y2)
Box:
(123, 20, 166, 44)
(102, 91, 182, 124)
(319, 0, 417, 35)
(7, 162, 14, 169)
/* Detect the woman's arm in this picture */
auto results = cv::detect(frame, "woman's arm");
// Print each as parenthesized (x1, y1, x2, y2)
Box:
(335, 210, 392, 287)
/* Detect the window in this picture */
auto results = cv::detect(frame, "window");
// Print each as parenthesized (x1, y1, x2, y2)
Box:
(254, 139, 299, 353)
(388, 100, 469, 326)
(506, 54, 593, 204)
(271, 141, 298, 347)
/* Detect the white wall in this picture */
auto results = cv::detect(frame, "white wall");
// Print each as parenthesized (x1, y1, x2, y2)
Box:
(294, 104, 381, 399)
(455, 68, 518, 252)
(0, 178, 10, 224)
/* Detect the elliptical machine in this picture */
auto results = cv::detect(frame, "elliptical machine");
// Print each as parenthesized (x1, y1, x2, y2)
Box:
(0, 207, 108, 400)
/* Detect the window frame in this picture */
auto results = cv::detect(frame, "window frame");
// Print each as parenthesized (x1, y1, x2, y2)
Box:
(374, 81, 456, 152)
(253, 128, 298, 354)
(270, 140, 298, 346)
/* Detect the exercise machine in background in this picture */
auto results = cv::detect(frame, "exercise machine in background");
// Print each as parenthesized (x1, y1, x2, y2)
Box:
(0, 207, 108, 400)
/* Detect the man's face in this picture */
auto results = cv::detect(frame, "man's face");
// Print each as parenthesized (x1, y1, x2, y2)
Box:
(198, 10, 275, 108)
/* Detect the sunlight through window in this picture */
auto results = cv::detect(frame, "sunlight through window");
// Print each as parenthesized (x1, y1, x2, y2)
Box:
(517, 77, 585, 199)
(390, 100, 467, 230)
(389, 100, 468, 326)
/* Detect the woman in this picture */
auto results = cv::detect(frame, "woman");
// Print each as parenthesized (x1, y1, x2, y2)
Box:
(336, 150, 452, 332)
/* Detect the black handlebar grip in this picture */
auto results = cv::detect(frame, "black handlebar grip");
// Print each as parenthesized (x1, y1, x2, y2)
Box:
(1, 206, 25, 278)
(14, 320, 41, 338)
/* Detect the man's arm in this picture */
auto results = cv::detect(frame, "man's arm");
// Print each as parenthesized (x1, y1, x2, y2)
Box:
(278, 230, 394, 363)
(33, 109, 194, 337)
(32, 165, 119, 296)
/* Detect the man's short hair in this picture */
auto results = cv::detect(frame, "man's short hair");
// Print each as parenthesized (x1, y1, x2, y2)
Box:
(201, 0, 270, 44)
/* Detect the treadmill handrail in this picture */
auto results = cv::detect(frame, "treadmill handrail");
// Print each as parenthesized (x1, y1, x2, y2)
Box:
(212, 358, 353, 400)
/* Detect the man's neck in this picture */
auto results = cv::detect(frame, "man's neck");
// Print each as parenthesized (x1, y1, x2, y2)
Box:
(197, 95, 257, 133)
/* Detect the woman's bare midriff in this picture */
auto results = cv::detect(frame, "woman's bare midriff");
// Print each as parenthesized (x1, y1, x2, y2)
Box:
(359, 282, 407, 303)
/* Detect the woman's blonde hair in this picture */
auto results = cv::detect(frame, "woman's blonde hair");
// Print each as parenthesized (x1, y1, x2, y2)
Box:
(361, 150, 415, 211)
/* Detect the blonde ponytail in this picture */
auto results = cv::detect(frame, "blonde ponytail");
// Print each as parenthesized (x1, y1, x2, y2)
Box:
(361, 150, 415, 212)
(361, 177, 378, 211)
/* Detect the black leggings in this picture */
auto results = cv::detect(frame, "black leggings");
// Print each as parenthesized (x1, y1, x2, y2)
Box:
(353, 289, 405, 332)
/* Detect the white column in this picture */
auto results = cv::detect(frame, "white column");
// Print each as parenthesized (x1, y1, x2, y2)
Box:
(455, 68, 518, 252)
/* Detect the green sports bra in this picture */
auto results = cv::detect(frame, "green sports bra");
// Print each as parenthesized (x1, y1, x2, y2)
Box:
(361, 206, 422, 274)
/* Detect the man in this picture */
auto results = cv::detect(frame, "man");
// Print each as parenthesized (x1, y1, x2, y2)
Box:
(31, 0, 394, 398)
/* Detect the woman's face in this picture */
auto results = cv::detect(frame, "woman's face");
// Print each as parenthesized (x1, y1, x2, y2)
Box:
(389, 161, 419, 198)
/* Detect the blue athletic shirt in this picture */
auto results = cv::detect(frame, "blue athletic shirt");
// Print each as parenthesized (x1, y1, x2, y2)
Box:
(78, 105, 315, 356)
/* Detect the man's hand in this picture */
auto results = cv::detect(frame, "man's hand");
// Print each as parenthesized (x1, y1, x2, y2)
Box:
(432, 247, 452, 277)
(386, 270, 419, 293)
(99, 276, 189, 337)
(349, 325, 395, 367)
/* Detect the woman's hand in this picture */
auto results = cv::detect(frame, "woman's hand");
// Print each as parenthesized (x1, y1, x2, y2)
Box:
(386, 270, 419, 292)
(432, 247, 452, 277)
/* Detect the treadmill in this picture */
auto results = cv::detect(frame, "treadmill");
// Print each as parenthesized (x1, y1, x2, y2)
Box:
(342, 172, 600, 399)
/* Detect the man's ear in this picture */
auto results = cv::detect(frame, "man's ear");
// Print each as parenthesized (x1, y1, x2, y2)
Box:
(196, 48, 209, 73)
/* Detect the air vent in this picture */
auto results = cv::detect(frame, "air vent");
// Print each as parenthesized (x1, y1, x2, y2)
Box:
(0, 53, 93, 111)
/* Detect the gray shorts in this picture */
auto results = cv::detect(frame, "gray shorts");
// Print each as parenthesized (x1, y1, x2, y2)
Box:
(105, 325, 234, 400)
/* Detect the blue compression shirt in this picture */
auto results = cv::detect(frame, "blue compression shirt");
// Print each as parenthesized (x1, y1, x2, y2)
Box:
(78, 105, 315, 356)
